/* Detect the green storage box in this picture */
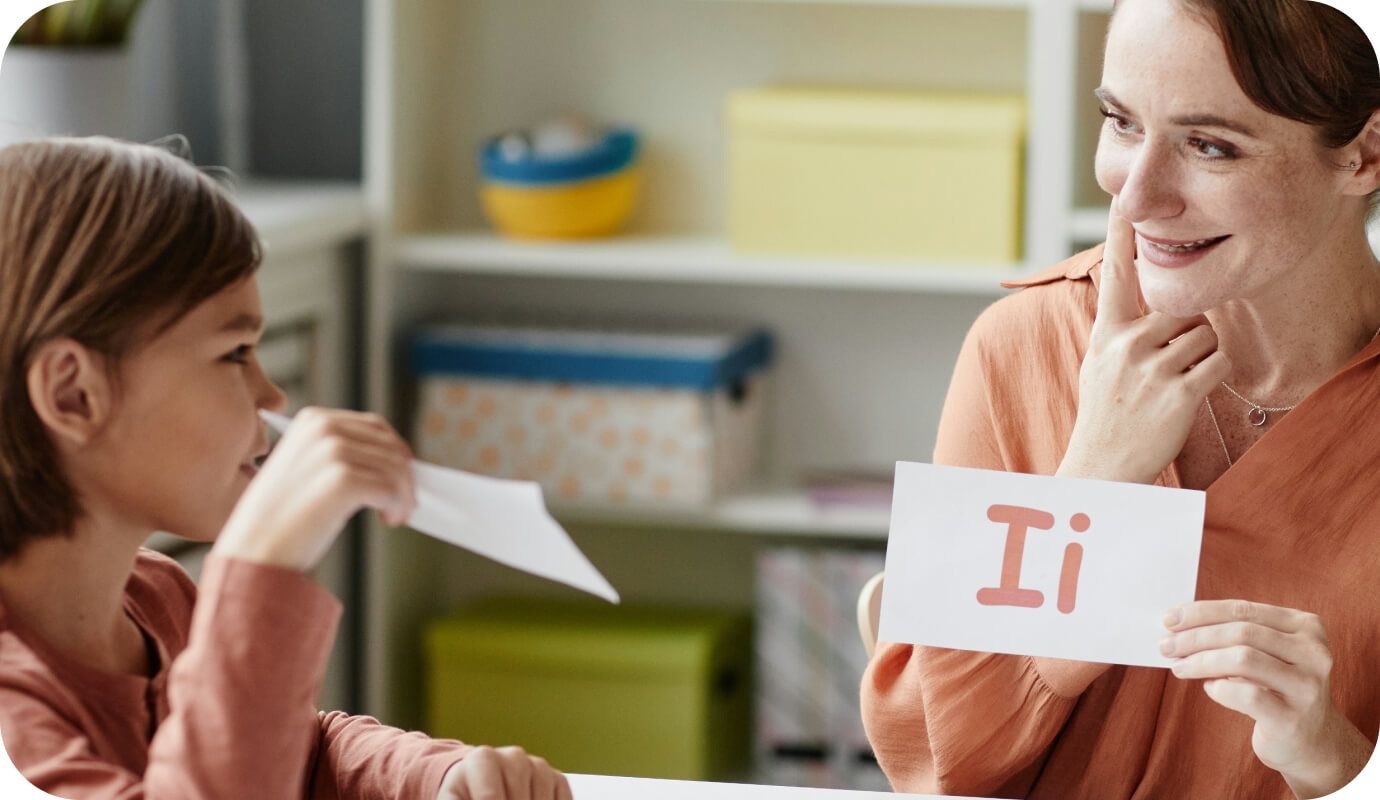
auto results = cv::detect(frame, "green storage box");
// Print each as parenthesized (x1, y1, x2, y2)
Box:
(425, 599, 753, 781)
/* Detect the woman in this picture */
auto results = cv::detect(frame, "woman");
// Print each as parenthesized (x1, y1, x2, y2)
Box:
(862, 1, 1380, 798)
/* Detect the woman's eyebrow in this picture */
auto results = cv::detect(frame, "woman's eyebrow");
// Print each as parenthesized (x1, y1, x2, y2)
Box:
(1094, 87, 1257, 138)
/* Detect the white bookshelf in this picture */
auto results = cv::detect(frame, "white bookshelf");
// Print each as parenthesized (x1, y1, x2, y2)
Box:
(361, 0, 1115, 743)
(551, 487, 891, 541)
(398, 232, 1020, 295)
(1069, 205, 1112, 244)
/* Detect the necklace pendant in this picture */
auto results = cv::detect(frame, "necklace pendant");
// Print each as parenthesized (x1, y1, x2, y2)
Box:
(1247, 406, 1268, 427)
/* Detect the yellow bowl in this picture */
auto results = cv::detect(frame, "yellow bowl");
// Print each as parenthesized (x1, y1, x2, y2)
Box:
(480, 165, 642, 239)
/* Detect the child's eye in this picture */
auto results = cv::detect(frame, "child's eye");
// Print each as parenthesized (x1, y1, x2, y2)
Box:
(224, 345, 253, 365)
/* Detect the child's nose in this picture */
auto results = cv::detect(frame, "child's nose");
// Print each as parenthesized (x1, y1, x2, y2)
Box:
(258, 373, 289, 414)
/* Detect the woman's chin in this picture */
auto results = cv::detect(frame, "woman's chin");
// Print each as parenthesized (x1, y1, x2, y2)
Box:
(1136, 276, 1219, 319)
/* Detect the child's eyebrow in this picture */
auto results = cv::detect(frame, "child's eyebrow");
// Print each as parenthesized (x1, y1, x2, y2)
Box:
(218, 313, 263, 334)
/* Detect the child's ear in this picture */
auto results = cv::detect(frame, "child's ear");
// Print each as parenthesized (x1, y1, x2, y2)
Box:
(26, 339, 113, 447)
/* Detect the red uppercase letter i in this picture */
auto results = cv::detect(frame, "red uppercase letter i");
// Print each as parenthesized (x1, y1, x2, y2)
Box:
(976, 504, 1054, 608)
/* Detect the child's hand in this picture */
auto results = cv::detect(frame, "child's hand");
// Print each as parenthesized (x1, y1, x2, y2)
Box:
(438, 746, 572, 800)
(212, 407, 417, 572)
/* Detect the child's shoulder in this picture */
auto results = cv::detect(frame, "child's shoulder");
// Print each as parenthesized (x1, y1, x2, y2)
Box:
(130, 547, 199, 618)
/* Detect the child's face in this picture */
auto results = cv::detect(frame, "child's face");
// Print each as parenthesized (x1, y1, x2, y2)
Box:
(86, 275, 287, 542)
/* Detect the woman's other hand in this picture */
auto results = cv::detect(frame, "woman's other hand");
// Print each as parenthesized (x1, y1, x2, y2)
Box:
(1057, 202, 1232, 484)
(1163, 600, 1374, 798)
(437, 746, 573, 800)
(212, 407, 417, 572)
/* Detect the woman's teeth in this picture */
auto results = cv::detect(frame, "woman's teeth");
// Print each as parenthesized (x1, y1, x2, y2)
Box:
(1148, 236, 1223, 253)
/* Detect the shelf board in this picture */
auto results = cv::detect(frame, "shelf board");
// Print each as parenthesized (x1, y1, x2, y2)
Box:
(1069, 205, 1110, 244)
(397, 232, 1023, 296)
(696, 0, 1027, 7)
(549, 486, 891, 541)
(232, 179, 367, 257)
(695, 0, 1115, 9)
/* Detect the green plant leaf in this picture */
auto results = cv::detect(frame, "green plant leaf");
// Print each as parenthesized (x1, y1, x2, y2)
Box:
(9, 0, 145, 47)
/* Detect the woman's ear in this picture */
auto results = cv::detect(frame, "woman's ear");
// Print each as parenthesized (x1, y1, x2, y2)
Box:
(1342, 109, 1380, 197)
(26, 339, 112, 448)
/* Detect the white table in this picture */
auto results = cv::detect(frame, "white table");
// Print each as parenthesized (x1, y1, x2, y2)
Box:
(567, 774, 985, 799)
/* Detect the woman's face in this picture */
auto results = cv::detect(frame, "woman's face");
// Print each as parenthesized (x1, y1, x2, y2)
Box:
(1094, 0, 1353, 317)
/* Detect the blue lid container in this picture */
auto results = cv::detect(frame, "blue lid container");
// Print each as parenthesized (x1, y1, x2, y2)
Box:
(411, 325, 773, 392)
(480, 129, 640, 186)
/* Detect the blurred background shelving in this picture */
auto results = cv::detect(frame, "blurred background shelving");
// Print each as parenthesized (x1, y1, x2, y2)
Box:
(362, 0, 1119, 777)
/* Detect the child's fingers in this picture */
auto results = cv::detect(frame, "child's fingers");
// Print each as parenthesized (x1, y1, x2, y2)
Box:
(288, 407, 414, 458)
(452, 747, 506, 800)
(527, 756, 557, 800)
(331, 458, 416, 527)
(497, 746, 535, 800)
(1096, 198, 1144, 326)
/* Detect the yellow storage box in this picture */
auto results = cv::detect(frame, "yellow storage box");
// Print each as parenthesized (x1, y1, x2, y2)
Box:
(425, 599, 753, 781)
(727, 87, 1025, 264)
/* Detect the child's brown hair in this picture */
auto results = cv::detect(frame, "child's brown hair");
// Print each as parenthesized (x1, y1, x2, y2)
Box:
(0, 137, 261, 560)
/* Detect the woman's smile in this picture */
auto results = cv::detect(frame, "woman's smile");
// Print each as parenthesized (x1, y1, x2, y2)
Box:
(1135, 230, 1231, 269)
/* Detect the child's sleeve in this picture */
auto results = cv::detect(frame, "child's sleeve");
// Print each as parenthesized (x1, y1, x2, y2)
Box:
(305, 711, 472, 799)
(859, 296, 1111, 797)
(0, 555, 340, 799)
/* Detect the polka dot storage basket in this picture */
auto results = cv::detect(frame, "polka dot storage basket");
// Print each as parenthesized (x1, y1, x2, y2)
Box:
(411, 324, 774, 507)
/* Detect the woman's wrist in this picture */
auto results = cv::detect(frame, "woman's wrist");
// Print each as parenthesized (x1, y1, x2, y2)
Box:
(1055, 446, 1159, 485)
(1282, 710, 1373, 799)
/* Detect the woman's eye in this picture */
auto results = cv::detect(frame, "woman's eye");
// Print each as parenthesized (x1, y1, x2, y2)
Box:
(1099, 108, 1139, 137)
(224, 345, 253, 365)
(1188, 137, 1235, 160)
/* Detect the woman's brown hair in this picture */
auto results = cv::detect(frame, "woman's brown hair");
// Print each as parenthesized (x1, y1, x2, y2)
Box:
(1113, 1, 1380, 170)
(0, 137, 261, 561)
(1181, 0, 1380, 151)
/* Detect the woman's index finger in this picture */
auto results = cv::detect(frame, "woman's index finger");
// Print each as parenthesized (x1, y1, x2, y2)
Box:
(1096, 201, 1144, 325)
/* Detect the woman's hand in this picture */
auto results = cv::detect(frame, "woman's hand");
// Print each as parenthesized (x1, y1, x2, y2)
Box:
(437, 746, 572, 800)
(212, 407, 417, 572)
(1057, 201, 1231, 484)
(1163, 600, 1374, 798)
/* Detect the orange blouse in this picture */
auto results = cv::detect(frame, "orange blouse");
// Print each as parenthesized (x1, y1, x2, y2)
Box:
(861, 245, 1380, 799)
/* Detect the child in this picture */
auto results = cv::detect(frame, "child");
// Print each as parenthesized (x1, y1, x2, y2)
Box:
(0, 137, 572, 800)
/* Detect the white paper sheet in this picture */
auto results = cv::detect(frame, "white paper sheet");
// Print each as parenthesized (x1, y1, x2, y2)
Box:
(566, 774, 980, 799)
(880, 462, 1205, 668)
(260, 410, 619, 602)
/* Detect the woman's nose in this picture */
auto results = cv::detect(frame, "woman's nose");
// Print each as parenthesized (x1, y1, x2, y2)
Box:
(1114, 145, 1183, 224)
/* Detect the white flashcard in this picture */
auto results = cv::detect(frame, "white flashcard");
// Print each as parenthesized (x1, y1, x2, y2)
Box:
(880, 462, 1205, 668)
(260, 410, 619, 603)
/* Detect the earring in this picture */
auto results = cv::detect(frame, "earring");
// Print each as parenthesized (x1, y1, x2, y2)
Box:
(1350, 161, 1359, 169)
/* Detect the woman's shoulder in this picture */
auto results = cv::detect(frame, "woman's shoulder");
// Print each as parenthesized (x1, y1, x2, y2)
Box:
(967, 244, 1104, 347)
